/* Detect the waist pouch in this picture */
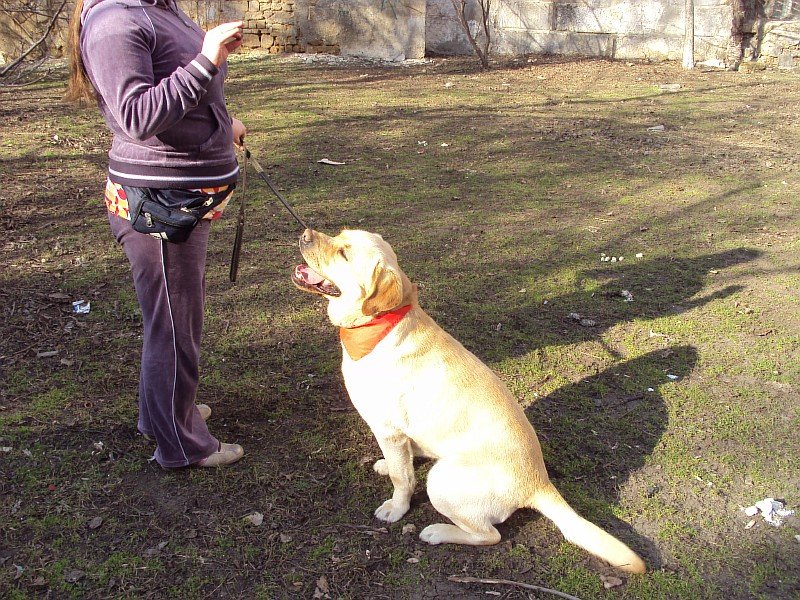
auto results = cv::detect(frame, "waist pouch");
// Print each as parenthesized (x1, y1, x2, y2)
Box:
(123, 185, 235, 243)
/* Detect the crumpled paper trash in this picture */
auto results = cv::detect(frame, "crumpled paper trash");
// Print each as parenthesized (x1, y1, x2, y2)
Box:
(743, 498, 795, 527)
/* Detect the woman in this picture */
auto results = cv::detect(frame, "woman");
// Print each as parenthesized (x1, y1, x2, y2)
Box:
(66, 0, 246, 468)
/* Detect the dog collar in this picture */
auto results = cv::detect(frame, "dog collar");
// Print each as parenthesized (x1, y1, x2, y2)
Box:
(339, 304, 413, 361)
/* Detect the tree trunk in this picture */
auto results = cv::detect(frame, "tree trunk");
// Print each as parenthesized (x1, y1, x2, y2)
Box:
(727, 0, 746, 70)
(450, 0, 491, 70)
(682, 0, 695, 69)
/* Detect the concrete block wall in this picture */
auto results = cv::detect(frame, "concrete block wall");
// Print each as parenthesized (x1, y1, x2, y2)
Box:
(313, 0, 425, 60)
(427, 0, 736, 62)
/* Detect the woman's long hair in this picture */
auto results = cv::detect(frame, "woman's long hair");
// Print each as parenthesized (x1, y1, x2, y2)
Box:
(65, 0, 96, 104)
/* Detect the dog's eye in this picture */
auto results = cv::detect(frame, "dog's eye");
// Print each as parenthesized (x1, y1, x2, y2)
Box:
(338, 247, 348, 261)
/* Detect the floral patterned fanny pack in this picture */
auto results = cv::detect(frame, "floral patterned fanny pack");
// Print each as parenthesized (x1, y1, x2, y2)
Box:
(105, 180, 234, 243)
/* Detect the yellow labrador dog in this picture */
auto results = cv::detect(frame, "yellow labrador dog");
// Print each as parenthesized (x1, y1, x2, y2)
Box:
(292, 228, 645, 574)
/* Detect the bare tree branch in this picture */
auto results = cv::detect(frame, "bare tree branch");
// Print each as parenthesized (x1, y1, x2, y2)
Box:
(0, 0, 69, 79)
(449, 0, 492, 69)
(0, 8, 56, 17)
(1, 60, 50, 86)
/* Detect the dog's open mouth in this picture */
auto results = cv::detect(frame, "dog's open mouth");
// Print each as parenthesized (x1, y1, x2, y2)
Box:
(292, 264, 341, 297)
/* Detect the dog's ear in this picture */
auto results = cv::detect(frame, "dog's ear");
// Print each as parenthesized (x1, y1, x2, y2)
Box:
(362, 260, 403, 316)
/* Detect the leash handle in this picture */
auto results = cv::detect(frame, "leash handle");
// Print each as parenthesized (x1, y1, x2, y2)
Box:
(229, 145, 247, 283)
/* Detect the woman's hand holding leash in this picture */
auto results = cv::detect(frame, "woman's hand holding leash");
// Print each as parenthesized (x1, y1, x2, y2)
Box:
(231, 118, 247, 149)
(202, 21, 243, 67)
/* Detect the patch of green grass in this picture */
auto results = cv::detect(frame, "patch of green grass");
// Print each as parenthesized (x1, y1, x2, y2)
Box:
(627, 568, 714, 600)
(165, 575, 213, 599)
(2, 57, 799, 599)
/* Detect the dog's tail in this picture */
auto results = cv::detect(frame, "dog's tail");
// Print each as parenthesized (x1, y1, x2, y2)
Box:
(528, 484, 646, 574)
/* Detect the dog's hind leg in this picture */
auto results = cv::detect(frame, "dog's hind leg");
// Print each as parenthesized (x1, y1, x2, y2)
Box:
(419, 460, 513, 546)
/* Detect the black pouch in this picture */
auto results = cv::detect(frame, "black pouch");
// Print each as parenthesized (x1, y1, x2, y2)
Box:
(123, 185, 235, 243)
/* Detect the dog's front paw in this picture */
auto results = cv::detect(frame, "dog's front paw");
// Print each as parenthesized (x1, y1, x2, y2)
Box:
(419, 524, 451, 545)
(373, 459, 389, 476)
(374, 499, 409, 523)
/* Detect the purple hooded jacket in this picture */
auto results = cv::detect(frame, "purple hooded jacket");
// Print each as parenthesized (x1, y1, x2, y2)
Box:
(80, 0, 239, 189)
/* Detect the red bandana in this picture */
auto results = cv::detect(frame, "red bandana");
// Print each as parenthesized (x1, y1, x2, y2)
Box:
(339, 305, 413, 361)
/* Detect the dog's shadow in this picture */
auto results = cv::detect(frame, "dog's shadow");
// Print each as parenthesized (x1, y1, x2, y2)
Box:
(407, 345, 694, 569)
(512, 344, 697, 568)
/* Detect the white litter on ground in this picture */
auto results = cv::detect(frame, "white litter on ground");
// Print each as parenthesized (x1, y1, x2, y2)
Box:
(743, 498, 795, 527)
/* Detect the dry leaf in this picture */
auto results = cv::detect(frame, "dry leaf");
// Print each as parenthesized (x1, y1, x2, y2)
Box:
(313, 575, 331, 598)
(601, 574, 624, 589)
(244, 512, 264, 526)
(64, 569, 85, 583)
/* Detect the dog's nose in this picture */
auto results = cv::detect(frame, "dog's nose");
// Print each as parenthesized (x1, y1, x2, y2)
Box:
(300, 228, 314, 247)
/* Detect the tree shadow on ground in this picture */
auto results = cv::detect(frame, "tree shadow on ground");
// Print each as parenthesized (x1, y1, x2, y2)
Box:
(398, 345, 695, 573)
(439, 246, 762, 363)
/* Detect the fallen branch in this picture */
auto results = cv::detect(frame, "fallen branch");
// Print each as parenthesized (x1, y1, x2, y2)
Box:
(1, 59, 50, 86)
(448, 575, 584, 600)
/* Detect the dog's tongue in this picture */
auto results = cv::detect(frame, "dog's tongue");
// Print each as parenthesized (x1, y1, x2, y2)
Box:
(295, 264, 325, 285)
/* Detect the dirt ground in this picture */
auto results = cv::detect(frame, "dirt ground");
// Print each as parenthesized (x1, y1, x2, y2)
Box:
(1, 54, 799, 599)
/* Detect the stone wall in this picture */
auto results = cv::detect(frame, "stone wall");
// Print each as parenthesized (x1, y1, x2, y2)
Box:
(240, 0, 320, 53)
(242, 0, 426, 59)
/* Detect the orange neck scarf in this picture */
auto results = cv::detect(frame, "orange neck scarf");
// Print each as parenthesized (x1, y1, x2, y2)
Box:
(339, 305, 413, 361)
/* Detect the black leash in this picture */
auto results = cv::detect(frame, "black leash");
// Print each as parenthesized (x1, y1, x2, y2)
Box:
(229, 145, 309, 283)
(229, 146, 247, 283)
(245, 148, 309, 231)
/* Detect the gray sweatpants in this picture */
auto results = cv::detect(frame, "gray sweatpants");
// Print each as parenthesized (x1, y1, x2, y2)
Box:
(109, 213, 219, 467)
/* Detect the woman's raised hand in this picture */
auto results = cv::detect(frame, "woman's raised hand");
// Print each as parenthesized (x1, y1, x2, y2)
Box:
(201, 21, 244, 67)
